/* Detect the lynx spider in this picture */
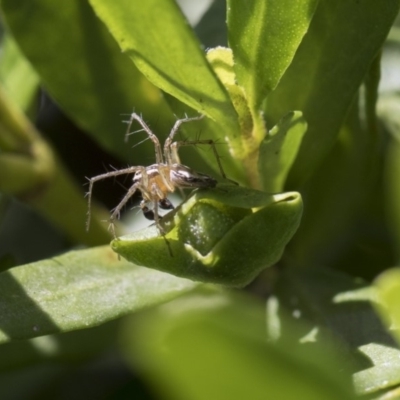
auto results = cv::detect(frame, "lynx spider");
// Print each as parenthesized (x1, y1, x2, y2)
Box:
(86, 113, 227, 239)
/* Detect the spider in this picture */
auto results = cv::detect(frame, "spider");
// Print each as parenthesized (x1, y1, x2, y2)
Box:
(86, 113, 227, 239)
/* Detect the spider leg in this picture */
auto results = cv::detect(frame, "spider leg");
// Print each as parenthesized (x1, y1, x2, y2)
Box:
(163, 114, 204, 164)
(172, 139, 229, 180)
(86, 166, 142, 232)
(125, 112, 163, 164)
(152, 198, 173, 257)
(108, 181, 142, 238)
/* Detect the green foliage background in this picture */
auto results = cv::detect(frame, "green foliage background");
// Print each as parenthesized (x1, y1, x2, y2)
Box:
(1, 0, 400, 398)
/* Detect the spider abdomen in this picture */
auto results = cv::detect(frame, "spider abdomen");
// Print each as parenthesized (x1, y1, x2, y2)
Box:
(170, 164, 217, 189)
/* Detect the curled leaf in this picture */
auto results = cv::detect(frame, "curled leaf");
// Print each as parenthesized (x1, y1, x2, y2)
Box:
(112, 186, 303, 287)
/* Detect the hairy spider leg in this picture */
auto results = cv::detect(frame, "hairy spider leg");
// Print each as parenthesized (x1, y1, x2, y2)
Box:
(86, 166, 145, 232)
(139, 188, 173, 256)
(162, 115, 229, 180)
(163, 114, 204, 164)
(171, 139, 228, 180)
(108, 178, 145, 237)
(125, 112, 164, 164)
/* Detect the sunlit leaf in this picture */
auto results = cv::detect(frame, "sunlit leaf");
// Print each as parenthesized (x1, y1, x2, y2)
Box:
(0, 246, 198, 343)
(113, 187, 303, 286)
(258, 111, 307, 192)
(89, 0, 239, 137)
(228, 0, 318, 111)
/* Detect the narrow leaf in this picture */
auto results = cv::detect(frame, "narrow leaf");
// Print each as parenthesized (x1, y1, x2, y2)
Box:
(380, 93, 400, 259)
(266, 0, 400, 185)
(286, 102, 373, 267)
(89, 0, 239, 136)
(0, 35, 39, 111)
(0, 321, 118, 371)
(258, 111, 307, 192)
(0, 246, 198, 343)
(1, 0, 172, 161)
(353, 343, 400, 395)
(227, 0, 319, 110)
(374, 267, 400, 344)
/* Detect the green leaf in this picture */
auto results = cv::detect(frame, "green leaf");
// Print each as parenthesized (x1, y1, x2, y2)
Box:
(380, 93, 400, 259)
(87, 0, 248, 182)
(258, 111, 307, 192)
(112, 186, 303, 287)
(206, 47, 253, 143)
(374, 268, 400, 344)
(271, 266, 400, 395)
(88, 0, 239, 136)
(1, 0, 172, 162)
(0, 35, 39, 111)
(353, 343, 400, 396)
(121, 289, 356, 400)
(0, 320, 119, 371)
(371, 268, 400, 394)
(0, 246, 198, 343)
(266, 0, 400, 185)
(364, 53, 381, 139)
(286, 101, 373, 267)
(227, 0, 319, 111)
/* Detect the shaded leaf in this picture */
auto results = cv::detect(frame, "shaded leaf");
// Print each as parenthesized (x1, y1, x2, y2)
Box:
(266, 0, 400, 185)
(380, 93, 400, 259)
(270, 266, 400, 395)
(0, 320, 119, 371)
(195, 0, 227, 48)
(0, 34, 39, 111)
(121, 289, 356, 400)
(0, 246, 198, 343)
(286, 101, 373, 268)
(1, 0, 172, 161)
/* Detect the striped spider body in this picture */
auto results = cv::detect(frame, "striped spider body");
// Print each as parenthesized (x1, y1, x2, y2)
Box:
(86, 113, 224, 239)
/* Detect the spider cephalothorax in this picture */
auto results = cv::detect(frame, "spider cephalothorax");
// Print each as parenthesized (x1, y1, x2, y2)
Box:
(133, 163, 217, 221)
(86, 113, 225, 238)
